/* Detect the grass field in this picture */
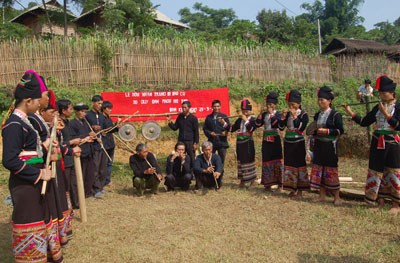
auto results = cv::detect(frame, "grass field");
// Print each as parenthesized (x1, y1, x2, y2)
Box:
(0, 155, 399, 263)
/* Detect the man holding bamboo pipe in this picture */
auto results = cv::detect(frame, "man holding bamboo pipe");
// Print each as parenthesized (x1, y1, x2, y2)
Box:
(129, 143, 163, 196)
(167, 101, 199, 167)
(70, 103, 95, 198)
(85, 95, 108, 198)
(193, 142, 223, 191)
(203, 100, 230, 186)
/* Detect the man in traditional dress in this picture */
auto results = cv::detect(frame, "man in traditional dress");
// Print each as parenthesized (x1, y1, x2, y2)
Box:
(101, 101, 121, 187)
(70, 103, 95, 198)
(129, 143, 163, 196)
(193, 141, 223, 190)
(167, 101, 199, 164)
(165, 142, 193, 191)
(85, 95, 108, 198)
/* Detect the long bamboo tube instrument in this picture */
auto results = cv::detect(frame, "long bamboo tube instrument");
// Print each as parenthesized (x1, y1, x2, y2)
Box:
(41, 116, 58, 195)
(109, 112, 181, 118)
(340, 100, 380, 107)
(73, 155, 87, 223)
(83, 118, 112, 162)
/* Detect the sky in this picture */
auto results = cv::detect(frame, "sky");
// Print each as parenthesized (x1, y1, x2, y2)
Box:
(18, 0, 400, 30)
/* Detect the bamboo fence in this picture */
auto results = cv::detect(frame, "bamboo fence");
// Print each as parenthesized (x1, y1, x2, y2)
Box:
(0, 37, 398, 88)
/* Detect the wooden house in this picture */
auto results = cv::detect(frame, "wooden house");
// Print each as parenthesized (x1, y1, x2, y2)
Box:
(10, 0, 77, 36)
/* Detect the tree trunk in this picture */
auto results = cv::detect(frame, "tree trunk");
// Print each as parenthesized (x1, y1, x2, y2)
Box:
(41, 0, 54, 36)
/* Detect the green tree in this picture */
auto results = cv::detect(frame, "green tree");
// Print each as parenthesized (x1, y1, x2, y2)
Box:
(256, 9, 294, 43)
(373, 22, 400, 45)
(300, 0, 365, 40)
(394, 16, 400, 28)
(178, 2, 236, 40)
(224, 19, 258, 42)
(102, 0, 156, 34)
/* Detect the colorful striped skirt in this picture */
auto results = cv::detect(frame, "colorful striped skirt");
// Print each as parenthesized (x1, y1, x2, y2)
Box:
(261, 135, 283, 188)
(365, 136, 400, 204)
(236, 137, 256, 183)
(283, 137, 309, 191)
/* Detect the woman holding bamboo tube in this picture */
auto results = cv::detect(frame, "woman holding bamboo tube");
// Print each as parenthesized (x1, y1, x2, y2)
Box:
(344, 75, 400, 214)
(254, 91, 284, 192)
(221, 98, 257, 188)
(279, 90, 310, 198)
(310, 86, 344, 205)
(2, 71, 61, 262)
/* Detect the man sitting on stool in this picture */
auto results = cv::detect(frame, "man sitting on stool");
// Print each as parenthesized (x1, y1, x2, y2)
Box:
(129, 143, 163, 196)
(193, 141, 223, 190)
(165, 142, 193, 191)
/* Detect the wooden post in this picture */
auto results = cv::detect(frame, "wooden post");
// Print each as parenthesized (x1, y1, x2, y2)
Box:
(73, 156, 87, 223)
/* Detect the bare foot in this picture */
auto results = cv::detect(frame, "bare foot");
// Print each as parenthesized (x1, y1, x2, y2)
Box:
(333, 199, 343, 206)
(288, 191, 297, 198)
(316, 197, 326, 203)
(274, 187, 283, 193)
(388, 207, 400, 215)
(248, 180, 257, 189)
(238, 182, 245, 188)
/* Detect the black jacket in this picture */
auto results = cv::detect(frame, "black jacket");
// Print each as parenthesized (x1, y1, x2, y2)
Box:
(168, 113, 199, 143)
(129, 152, 161, 179)
(203, 112, 230, 148)
(166, 154, 193, 176)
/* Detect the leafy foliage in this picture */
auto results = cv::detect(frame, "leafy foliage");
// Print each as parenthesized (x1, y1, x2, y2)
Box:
(102, 0, 156, 34)
(179, 2, 236, 40)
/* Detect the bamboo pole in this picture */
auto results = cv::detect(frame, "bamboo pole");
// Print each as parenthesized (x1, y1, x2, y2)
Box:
(73, 156, 87, 223)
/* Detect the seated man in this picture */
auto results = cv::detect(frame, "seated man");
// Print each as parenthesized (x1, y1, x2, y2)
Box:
(165, 142, 193, 191)
(129, 143, 163, 196)
(193, 141, 223, 190)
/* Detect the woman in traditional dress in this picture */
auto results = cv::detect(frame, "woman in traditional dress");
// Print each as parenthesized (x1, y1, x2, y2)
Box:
(280, 90, 310, 197)
(2, 73, 62, 262)
(39, 90, 75, 247)
(344, 75, 400, 214)
(310, 86, 344, 205)
(254, 91, 284, 192)
(222, 98, 257, 187)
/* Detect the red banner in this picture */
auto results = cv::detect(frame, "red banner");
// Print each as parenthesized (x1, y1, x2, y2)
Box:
(101, 87, 230, 122)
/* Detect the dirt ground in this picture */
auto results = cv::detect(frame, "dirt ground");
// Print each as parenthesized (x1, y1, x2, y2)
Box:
(1, 155, 399, 263)
(0, 124, 399, 262)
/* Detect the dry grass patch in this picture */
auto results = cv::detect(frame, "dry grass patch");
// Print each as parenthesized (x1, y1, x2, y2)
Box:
(1, 163, 399, 263)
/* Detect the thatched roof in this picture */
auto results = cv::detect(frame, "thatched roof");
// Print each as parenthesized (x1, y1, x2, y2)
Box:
(323, 38, 391, 55)
(387, 45, 400, 62)
(10, 0, 76, 23)
(74, 4, 189, 29)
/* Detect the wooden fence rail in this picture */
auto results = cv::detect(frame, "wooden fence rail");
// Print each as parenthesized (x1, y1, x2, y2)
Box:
(0, 38, 399, 88)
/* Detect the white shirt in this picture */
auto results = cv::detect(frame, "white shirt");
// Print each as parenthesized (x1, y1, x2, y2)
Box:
(358, 85, 373, 96)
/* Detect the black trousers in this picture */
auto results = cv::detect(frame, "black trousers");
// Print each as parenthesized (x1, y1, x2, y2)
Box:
(92, 150, 107, 194)
(65, 166, 79, 209)
(165, 173, 192, 191)
(213, 147, 227, 164)
(194, 172, 222, 189)
(182, 141, 196, 163)
(81, 156, 95, 197)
